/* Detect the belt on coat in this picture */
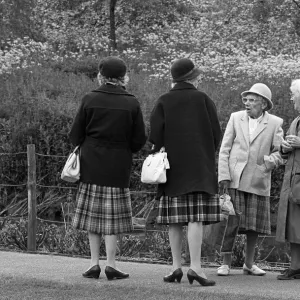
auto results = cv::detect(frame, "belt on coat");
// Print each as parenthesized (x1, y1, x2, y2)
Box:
(84, 136, 130, 149)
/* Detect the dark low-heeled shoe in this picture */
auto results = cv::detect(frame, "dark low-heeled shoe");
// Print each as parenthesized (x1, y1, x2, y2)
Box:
(277, 268, 300, 280)
(187, 269, 216, 286)
(105, 266, 129, 280)
(82, 265, 101, 279)
(163, 268, 183, 283)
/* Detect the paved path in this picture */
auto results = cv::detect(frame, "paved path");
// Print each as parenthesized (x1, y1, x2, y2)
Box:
(1, 251, 300, 299)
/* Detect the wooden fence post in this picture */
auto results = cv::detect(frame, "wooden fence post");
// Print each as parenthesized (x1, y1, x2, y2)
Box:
(27, 144, 37, 251)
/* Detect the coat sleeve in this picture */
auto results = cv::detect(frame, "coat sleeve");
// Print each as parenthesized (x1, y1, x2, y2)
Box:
(130, 103, 147, 153)
(218, 114, 236, 183)
(264, 118, 285, 169)
(149, 99, 164, 152)
(69, 98, 86, 146)
(205, 95, 222, 150)
(279, 123, 293, 159)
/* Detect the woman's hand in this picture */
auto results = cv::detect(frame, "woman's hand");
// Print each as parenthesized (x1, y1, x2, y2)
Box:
(286, 135, 300, 149)
(219, 180, 230, 195)
(281, 139, 293, 153)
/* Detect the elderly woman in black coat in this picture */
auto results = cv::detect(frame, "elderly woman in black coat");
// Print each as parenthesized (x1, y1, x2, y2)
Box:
(69, 56, 147, 280)
(149, 58, 222, 286)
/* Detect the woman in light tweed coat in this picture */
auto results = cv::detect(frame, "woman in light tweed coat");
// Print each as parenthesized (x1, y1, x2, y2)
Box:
(69, 56, 146, 280)
(217, 83, 284, 276)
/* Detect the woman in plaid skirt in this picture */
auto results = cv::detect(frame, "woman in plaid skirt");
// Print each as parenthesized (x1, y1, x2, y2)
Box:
(149, 58, 222, 286)
(218, 83, 284, 276)
(69, 56, 147, 280)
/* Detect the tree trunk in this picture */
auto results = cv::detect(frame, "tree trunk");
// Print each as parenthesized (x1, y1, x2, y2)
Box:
(109, 0, 117, 50)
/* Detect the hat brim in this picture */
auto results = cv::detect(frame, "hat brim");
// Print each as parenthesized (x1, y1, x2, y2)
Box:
(172, 68, 201, 83)
(241, 91, 273, 110)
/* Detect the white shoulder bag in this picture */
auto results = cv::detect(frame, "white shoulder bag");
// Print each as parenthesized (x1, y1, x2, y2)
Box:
(141, 147, 170, 184)
(61, 145, 80, 183)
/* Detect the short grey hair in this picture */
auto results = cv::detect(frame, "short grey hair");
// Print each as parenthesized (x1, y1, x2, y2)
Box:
(184, 76, 199, 87)
(260, 97, 268, 111)
(291, 79, 300, 94)
(97, 72, 128, 87)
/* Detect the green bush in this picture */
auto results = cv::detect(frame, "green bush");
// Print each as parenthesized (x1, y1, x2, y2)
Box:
(0, 218, 170, 260)
(1, 218, 291, 266)
(50, 56, 99, 79)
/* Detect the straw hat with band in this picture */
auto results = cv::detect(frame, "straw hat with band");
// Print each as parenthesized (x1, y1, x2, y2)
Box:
(241, 83, 273, 111)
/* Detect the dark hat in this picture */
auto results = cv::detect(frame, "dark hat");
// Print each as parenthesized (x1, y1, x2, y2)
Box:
(99, 56, 127, 78)
(171, 58, 201, 83)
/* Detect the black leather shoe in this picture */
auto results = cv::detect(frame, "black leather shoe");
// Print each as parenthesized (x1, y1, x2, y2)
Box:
(277, 268, 300, 280)
(163, 268, 183, 283)
(187, 269, 216, 286)
(105, 266, 129, 280)
(82, 265, 101, 279)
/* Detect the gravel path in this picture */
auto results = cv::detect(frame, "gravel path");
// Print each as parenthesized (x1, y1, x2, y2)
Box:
(1, 251, 299, 300)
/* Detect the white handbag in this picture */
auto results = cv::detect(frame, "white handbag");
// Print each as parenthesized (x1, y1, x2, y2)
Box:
(61, 145, 80, 183)
(141, 147, 170, 184)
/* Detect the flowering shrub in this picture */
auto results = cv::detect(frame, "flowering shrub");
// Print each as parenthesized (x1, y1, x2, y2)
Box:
(1, 0, 300, 87)
(0, 38, 57, 75)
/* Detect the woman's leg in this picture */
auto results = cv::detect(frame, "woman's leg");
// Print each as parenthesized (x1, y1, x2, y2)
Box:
(290, 243, 300, 270)
(222, 253, 232, 267)
(88, 231, 101, 267)
(169, 224, 184, 270)
(244, 231, 259, 268)
(105, 234, 118, 269)
(188, 221, 207, 278)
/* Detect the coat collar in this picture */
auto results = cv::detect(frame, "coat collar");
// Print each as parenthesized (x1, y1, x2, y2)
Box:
(170, 82, 197, 91)
(92, 84, 135, 97)
(240, 110, 269, 145)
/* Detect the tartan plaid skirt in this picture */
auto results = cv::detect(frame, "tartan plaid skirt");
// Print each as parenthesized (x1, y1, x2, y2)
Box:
(157, 192, 222, 225)
(72, 183, 133, 235)
(229, 189, 271, 235)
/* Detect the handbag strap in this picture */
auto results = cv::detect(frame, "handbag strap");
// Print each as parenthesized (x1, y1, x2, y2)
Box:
(134, 198, 157, 220)
(72, 145, 80, 154)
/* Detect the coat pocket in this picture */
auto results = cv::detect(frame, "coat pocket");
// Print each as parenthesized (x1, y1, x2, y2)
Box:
(251, 164, 270, 192)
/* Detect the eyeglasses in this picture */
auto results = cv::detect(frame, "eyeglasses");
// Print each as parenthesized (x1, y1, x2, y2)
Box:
(242, 97, 259, 104)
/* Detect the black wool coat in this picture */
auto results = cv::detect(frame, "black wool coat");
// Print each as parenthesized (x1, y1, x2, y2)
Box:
(149, 82, 221, 197)
(69, 84, 147, 188)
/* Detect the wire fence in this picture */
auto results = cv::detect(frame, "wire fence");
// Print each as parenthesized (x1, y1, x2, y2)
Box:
(0, 145, 156, 216)
(0, 145, 291, 268)
(0, 145, 164, 256)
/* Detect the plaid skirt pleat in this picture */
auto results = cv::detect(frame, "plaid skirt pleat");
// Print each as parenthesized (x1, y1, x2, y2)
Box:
(72, 182, 133, 235)
(157, 192, 222, 225)
(228, 189, 271, 235)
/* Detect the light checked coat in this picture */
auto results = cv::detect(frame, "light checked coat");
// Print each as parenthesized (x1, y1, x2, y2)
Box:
(218, 110, 284, 197)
